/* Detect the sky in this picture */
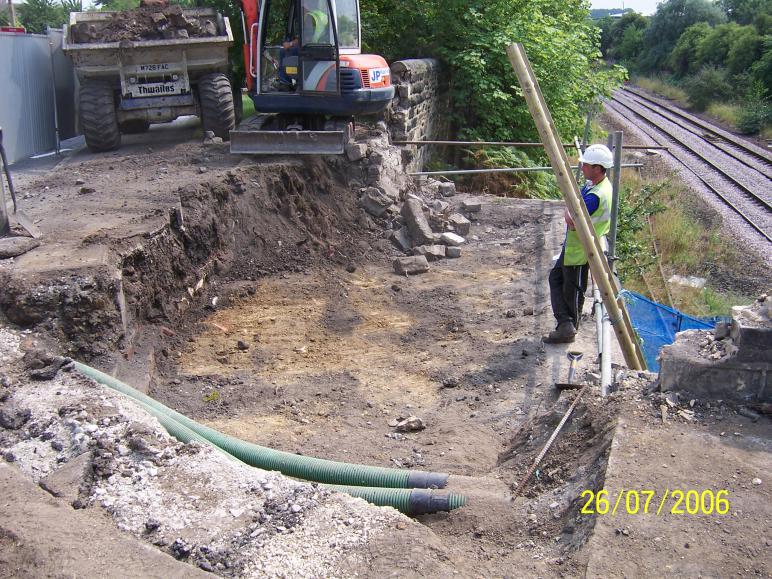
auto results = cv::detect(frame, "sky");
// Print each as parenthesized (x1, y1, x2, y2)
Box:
(591, 0, 662, 15)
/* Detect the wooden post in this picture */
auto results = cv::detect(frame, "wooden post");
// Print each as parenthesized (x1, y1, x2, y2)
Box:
(506, 43, 645, 370)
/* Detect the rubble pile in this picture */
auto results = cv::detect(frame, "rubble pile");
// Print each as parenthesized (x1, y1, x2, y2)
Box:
(70, 5, 221, 44)
(0, 328, 413, 577)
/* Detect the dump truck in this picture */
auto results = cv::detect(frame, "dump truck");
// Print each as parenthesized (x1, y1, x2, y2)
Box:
(63, 6, 236, 152)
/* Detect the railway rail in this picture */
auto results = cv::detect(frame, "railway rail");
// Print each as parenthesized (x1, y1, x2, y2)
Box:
(607, 89, 772, 245)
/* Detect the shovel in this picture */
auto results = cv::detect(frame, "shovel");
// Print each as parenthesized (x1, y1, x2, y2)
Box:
(555, 350, 583, 391)
(0, 128, 41, 239)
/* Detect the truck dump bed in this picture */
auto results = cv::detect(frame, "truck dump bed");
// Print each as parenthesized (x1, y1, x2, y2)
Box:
(62, 8, 233, 80)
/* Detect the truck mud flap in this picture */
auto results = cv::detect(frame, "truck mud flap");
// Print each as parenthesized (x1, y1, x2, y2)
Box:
(229, 128, 346, 155)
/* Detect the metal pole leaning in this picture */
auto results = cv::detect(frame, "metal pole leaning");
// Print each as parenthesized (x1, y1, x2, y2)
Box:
(506, 43, 645, 370)
(608, 131, 623, 267)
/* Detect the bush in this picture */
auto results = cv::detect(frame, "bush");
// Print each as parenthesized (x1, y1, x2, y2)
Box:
(736, 82, 771, 133)
(683, 66, 732, 110)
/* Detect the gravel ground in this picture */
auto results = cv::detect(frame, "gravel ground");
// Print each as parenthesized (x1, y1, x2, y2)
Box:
(603, 95, 772, 268)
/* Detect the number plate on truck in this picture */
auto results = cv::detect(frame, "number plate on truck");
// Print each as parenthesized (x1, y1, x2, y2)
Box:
(127, 79, 187, 98)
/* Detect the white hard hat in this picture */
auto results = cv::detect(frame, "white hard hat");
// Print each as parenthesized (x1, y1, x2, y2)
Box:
(579, 144, 613, 169)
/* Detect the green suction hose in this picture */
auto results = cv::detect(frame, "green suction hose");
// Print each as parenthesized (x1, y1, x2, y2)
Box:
(106, 379, 464, 515)
(73, 362, 451, 490)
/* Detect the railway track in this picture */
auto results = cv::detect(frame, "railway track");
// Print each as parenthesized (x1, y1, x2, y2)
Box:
(606, 89, 772, 245)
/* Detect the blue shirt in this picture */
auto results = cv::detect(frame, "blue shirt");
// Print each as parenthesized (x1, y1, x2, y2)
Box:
(580, 181, 600, 215)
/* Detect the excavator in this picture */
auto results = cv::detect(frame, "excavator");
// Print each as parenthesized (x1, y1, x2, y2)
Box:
(230, 0, 395, 154)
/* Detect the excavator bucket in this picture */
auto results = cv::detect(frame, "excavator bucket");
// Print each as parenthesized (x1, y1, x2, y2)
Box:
(229, 116, 347, 155)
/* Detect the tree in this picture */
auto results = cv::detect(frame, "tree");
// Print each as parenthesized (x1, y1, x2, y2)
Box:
(669, 22, 711, 76)
(719, 0, 770, 25)
(363, 0, 625, 144)
(638, 0, 725, 72)
(750, 36, 772, 94)
(696, 22, 742, 67)
(608, 12, 649, 63)
(727, 26, 764, 76)
(17, 0, 67, 33)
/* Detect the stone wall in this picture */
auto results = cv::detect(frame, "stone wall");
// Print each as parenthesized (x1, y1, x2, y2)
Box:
(387, 58, 449, 172)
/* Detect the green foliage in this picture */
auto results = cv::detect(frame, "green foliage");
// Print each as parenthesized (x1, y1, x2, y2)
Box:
(695, 22, 741, 67)
(669, 22, 711, 77)
(605, 11, 649, 62)
(683, 66, 732, 110)
(363, 0, 625, 144)
(719, 0, 769, 26)
(737, 81, 771, 133)
(615, 182, 667, 283)
(461, 147, 559, 199)
(203, 390, 221, 403)
(638, 0, 726, 72)
(0, 10, 9, 25)
(726, 26, 764, 76)
(17, 0, 68, 33)
(750, 35, 772, 92)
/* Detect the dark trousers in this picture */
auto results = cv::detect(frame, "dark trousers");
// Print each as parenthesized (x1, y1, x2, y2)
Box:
(548, 250, 589, 329)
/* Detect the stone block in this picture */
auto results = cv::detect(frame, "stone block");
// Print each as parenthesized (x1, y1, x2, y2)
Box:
(401, 198, 435, 246)
(462, 199, 482, 213)
(446, 247, 462, 258)
(438, 182, 456, 197)
(440, 232, 465, 246)
(361, 187, 392, 217)
(431, 200, 450, 213)
(448, 213, 471, 235)
(391, 227, 412, 253)
(659, 330, 770, 403)
(398, 85, 410, 99)
(345, 143, 367, 162)
(393, 256, 430, 275)
(413, 244, 446, 261)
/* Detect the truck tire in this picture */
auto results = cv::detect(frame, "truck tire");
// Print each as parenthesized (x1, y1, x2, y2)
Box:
(199, 73, 235, 140)
(79, 80, 121, 152)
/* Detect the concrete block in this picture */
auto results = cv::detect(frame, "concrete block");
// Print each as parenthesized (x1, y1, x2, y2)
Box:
(345, 143, 367, 162)
(401, 198, 435, 246)
(438, 182, 456, 197)
(391, 227, 412, 253)
(440, 232, 465, 246)
(393, 255, 430, 275)
(413, 244, 446, 261)
(361, 187, 393, 217)
(462, 199, 482, 213)
(446, 247, 462, 258)
(659, 330, 770, 403)
(448, 213, 471, 235)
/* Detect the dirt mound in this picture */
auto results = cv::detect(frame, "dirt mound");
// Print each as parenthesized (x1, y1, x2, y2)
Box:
(71, 5, 220, 44)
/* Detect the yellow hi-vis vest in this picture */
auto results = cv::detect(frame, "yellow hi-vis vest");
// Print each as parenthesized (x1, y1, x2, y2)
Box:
(307, 9, 329, 43)
(563, 177, 613, 266)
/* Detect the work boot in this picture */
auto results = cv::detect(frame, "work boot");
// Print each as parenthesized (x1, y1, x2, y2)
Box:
(542, 321, 577, 344)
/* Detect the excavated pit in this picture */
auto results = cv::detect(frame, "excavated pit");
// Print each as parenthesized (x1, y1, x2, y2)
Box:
(0, 134, 634, 576)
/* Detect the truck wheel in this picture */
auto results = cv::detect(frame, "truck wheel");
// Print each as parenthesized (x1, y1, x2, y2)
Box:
(119, 119, 150, 134)
(79, 80, 121, 152)
(199, 73, 235, 140)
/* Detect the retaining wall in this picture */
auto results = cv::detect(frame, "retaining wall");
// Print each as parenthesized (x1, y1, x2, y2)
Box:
(387, 59, 449, 172)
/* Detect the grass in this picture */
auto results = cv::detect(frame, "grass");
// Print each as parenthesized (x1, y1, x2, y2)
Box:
(615, 175, 754, 317)
(706, 102, 740, 127)
(632, 75, 689, 107)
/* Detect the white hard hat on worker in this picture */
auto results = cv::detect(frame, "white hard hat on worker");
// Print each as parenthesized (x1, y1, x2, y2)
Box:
(579, 144, 613, 169)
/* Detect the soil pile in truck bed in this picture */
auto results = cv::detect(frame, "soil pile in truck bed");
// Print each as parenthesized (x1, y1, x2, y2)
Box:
(70, 5, 220, 44)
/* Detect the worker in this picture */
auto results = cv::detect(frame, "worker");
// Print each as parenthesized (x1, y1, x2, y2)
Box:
(543, 144, 614, 344)
(274, 0, 331, 91)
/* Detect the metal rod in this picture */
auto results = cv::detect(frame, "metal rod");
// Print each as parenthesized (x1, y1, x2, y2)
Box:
(594, 285, 603, 359)
(601, 305, 612, 396)
(393, 140, 668, 150)
(410, 163, 643, 177)
(512, 387, 588, 498)
(607, 131, 623, 267)
(0, 128, 10, 237)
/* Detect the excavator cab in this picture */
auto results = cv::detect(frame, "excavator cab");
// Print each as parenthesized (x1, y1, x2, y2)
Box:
(231, 0, 394, 154)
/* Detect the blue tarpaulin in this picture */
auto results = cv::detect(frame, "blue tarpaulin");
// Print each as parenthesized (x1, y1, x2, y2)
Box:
(620, 290, 725, 372)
